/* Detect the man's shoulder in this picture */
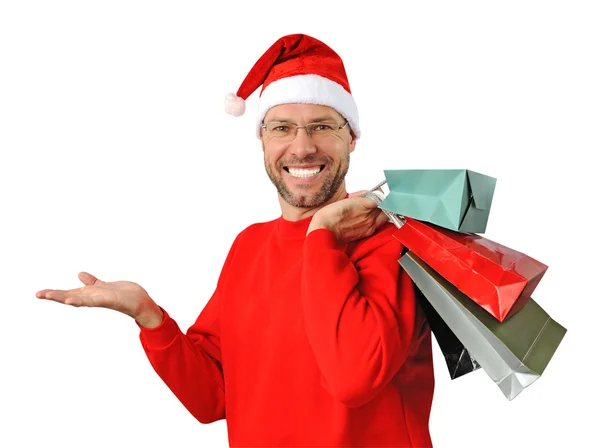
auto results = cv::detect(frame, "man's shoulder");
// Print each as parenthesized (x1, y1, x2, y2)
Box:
(349, 222, 402, 257)
(365, 222, 400, 247)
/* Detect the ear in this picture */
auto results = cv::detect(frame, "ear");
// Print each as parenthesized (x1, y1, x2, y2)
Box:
(348, 130, 357, 153)
(259, 127, 266, 152)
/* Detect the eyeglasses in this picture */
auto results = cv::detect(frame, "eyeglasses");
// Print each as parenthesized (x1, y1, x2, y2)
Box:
(261, 120, 349, 142)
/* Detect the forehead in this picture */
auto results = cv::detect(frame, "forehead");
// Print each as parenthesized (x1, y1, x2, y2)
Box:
(264, 103, 344, 123)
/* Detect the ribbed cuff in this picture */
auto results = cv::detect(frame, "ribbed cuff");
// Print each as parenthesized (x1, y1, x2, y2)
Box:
(138, 307, 180, 349)
(304, 227, 343, 251)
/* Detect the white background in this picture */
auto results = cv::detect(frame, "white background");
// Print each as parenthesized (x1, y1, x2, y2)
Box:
(1, 1, 598, 447)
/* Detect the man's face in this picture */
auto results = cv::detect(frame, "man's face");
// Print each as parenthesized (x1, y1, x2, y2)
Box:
(260, 103, 356, 208)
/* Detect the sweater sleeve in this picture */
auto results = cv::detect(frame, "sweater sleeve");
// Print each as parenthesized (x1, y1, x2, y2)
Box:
(301, 226, 416, 408)
(138, 235, 240, 424)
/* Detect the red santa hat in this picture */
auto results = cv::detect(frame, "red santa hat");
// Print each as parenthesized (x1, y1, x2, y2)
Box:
(224, 34, 361, 139)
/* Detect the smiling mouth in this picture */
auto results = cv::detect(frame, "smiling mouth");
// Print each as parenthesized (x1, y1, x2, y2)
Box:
(283, 165, 326, 178)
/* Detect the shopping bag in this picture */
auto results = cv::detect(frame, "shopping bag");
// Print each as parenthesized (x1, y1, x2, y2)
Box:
(413, 282, 481, 379)
(364, 187, 480, 379)
(379, 169, 496, 233)
(400, 251, 567, 401)
(392, 216, 548, 322)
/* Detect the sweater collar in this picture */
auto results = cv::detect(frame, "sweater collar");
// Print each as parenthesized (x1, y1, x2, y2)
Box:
(275, 193, 349, 240)
(276, 214, 314, 240)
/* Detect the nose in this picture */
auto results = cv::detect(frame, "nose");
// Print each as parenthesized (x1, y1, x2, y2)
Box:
(288, 127, 317, 158)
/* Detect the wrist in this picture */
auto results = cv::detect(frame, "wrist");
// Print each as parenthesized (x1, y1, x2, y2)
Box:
(307, 213, 331, 234)
(307, 215, 341, 244)
(135, 300, 164, 329)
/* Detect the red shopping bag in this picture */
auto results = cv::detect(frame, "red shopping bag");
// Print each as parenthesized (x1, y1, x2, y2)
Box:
(393, 217, 548, 322)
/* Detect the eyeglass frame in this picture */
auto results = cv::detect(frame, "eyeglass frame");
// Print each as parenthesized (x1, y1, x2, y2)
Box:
(260, 120, 350, 140)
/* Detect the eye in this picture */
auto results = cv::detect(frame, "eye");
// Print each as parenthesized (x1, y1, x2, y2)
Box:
(312, 124, 333, 132)
(272, 125, 290, 132)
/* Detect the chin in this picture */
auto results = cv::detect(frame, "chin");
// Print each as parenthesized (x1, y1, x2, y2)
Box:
(283, 188, 333, 208)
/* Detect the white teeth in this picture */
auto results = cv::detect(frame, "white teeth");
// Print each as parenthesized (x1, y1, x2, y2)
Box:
(288, 167, 321, 178)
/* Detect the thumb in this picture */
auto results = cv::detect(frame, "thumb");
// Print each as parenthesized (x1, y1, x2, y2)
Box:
(78, 271, 104, 286)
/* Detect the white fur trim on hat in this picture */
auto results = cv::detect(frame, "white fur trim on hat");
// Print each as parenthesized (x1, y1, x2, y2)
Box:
(256, 74, 360, 139)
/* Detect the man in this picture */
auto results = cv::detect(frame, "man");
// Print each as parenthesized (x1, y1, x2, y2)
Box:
(35, 34, 434, 447)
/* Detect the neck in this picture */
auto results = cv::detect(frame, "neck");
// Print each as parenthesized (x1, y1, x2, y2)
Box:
(279, 182, 348, 221)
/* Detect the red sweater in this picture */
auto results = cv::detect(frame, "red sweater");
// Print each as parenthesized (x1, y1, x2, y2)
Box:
(139, 215, 434, 447)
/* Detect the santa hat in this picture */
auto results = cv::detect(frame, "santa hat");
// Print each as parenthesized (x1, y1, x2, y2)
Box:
(224, 34, 361, 139)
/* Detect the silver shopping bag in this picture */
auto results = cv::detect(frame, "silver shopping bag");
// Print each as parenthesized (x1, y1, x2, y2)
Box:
(399, 251, 567, 400)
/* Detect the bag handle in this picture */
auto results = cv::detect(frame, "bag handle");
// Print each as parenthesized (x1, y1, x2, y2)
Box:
(362, 180, 405, 228)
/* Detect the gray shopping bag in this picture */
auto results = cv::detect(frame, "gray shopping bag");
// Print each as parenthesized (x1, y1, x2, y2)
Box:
(400, 251, 566, 400)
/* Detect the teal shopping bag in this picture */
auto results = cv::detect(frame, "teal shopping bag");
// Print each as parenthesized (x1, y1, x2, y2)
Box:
(379, 169, 496, 233)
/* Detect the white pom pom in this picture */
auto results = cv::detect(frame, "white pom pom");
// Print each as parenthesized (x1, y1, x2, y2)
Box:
(224, 93, 246, 116)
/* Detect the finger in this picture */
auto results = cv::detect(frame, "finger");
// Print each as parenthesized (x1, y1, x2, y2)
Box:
(36, 289, 72, 304)
(64, 296, 84, 307)
(59, 291, 101, 307)
(348, 190, 369, 198)
(79, 271, 104, 286)
(360, 196, 381, 209)
(374, 210, 390, 227)
(35, 289, 53, 298)
(37, 287, 95, 307)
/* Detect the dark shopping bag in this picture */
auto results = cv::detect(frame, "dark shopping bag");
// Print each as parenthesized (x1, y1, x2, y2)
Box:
(413, 283, 481, 379)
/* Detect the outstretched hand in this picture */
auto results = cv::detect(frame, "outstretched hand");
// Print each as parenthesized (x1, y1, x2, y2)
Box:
(35, 272, 164, 328)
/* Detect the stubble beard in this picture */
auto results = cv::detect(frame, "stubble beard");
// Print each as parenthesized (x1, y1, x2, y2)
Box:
(265, 150, 350, 208)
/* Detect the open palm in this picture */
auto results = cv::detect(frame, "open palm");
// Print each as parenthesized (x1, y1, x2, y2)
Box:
(36, 271, 155, 322)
